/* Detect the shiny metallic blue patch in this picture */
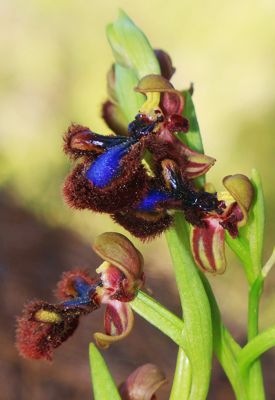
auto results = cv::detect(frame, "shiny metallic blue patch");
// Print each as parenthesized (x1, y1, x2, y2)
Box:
(62, 278, 95, 308)
(137, 190, 171, 211)
(86, 142, 132, 188)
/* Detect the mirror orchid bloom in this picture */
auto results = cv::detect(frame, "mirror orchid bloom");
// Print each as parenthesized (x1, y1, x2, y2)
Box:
(16, 233, 144, 360)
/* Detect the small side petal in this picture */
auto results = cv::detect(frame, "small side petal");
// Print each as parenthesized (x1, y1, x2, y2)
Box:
(119, 363, 166, 400)
(223, 174, 254, 226)
(156, 130, 215, 178)
(181, 146, 216, 179)
(191, 218, 226, 274)
(94, 301, 134, 349)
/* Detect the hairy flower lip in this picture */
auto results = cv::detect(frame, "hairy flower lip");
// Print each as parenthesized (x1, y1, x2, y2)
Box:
(63, 146, 149, 214)
(112, 209, 173, 241)
(16, 300, 80, 361)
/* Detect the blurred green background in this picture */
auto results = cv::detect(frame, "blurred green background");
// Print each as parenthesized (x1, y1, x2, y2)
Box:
(0, 0, 275, 398)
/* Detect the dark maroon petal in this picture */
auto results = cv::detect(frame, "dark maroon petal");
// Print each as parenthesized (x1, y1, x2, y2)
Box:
(102, 100, 129, 136)
(164, 114, 189, 134)
(94, 301, 134, 349)
(112, 210, 173, 241)
(154, 49, 176, 80)
(63, 145, 148, 213)
(220, 202, 243, 238)
(160, 91, 184, 116)
(153, 129, 216, 179)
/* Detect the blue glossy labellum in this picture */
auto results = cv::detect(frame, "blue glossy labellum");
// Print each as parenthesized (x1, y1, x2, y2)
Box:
(86, 141, 133, 188)
(137, 189, 171, 211)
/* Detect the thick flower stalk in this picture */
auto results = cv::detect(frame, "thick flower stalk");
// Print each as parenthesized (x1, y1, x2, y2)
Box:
(16, 232, 144, 360)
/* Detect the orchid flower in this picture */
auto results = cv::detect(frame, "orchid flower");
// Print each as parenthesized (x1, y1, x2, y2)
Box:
(16, 233, 144, 360)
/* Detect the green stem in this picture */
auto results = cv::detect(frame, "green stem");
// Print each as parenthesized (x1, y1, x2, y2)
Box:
(238, 326, 275, 374)
(166, 212, 212, 400)
(201, 274, 249, 399)
(131, 290, 185, 347)
(247, 277, 265, 399)
(170, 348, 192, 400)
(225, 232, 254, 285)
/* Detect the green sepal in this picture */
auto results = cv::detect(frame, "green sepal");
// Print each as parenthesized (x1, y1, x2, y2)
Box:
(107, 10, 160, 79)
(115, 64, 145, 122)
(179, 90, 206, 187)
(246, 169, 265, 277)
(181, 90, 204, 154)
(89, 343, 121, 400)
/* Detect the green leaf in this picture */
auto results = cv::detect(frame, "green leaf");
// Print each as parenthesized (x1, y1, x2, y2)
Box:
(179, 90, 206, 187)
(181, 90, 204, 154)
(238, 326, 275, 376)
(130, 290, 185, 348)
(247, 169, 265, 277)
(169, 348, 192, 400)
(89, 343, 121, 400)
(225, 232, 253, 285)
(166, 213, 212, 400)
(115, 64, 145, 122)
(107, 10, 160, 79)
(200, 273, 251, 399)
